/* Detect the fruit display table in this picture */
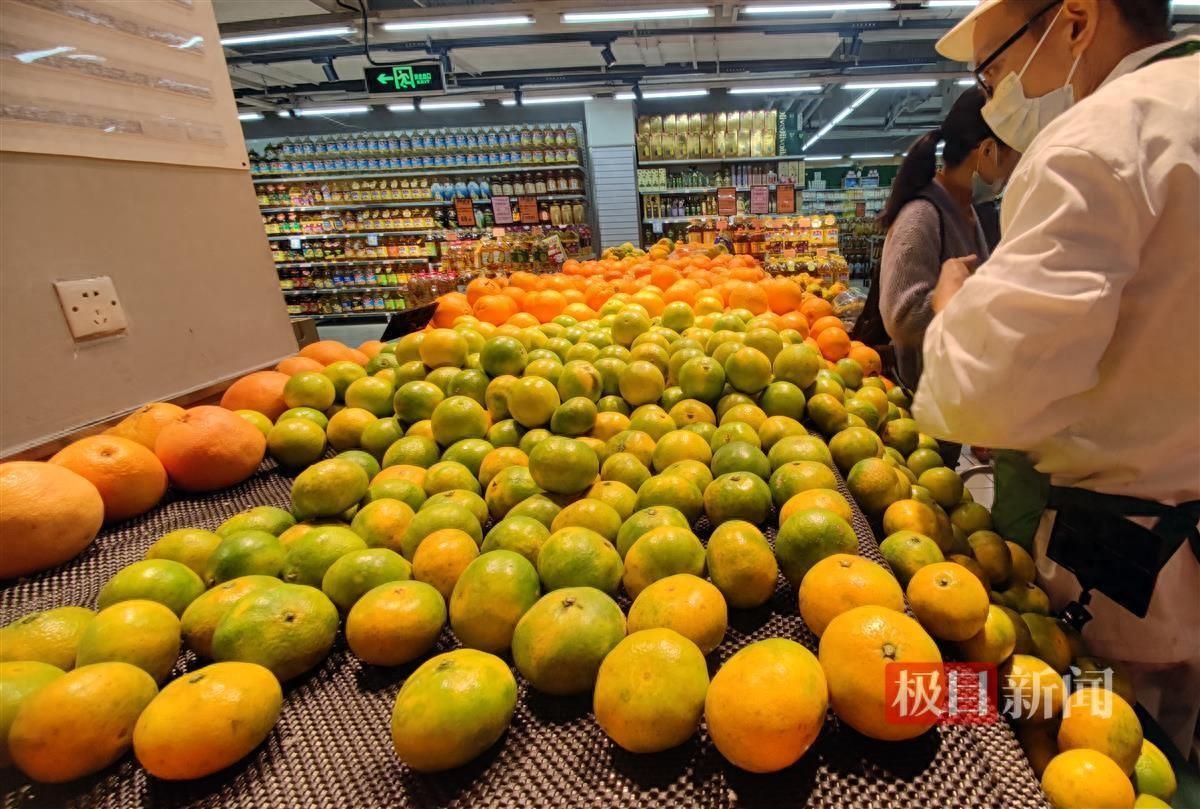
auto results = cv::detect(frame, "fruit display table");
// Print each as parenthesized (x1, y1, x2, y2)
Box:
(0, 458, 1049, 808)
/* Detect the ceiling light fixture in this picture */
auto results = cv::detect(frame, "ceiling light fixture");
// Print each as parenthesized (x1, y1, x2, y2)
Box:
(419, 99, 483, 110)
(802, 88, 876, 151)
(728, 84, 821, 94)
(563, 8, 711, 23)
(220, 26, 353, 46)
(803, 155, 844, 161)
(387, 102, 415, 112)
(237, 112, 263, 121)
(925, 1, 979, 7)
(294, 105, 370, 116)
(520, 95, 595, 105)
(956, 78, 976, 85)
(615, 88, 709, 100)
(843, 79, 937, 89)
(381, 15, 533, 32)
(742, 2, 892, 14)
(850, 152, 895, 159)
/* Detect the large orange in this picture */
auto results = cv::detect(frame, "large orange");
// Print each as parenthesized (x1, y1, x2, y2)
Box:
(779, 311, 810, 338)
(276, 356, 325, 375)
(816, 328, 851, 361)
(524, 290, 567, 323)
(585, 282, 617, 310)
(562, 302, 596, 321)
(763, 278, 804, 315)
(299, 340, 360, 366)
(154, 406, 265, 492)
(631, 290, 665, 317)
(473, 294, 519, 326)
(50, 436, 167, 522)
(0, 461, 104, 578)
(105, 402, 186, 450)
(219, 371, 290, 420)
(432, 292, 472, 327)
(508, 271, 540, 291)
(849, 345, 883, 376)
(817, 605, 942, 741)
(465, 277, 502, 306)
(800, 297, 834, 322)
(358, 340, 386, 359)
(808, 316, 844, 340)
(663, 280, 701, 306)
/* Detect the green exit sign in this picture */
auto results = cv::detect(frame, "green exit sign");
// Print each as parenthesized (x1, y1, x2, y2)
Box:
(365, 64, 444, 94)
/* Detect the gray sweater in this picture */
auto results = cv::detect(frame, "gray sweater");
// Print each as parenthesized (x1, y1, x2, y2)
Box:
(879, 179, 989, 389)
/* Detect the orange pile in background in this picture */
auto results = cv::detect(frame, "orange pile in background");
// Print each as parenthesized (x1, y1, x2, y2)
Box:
(431, 252, 873, 369)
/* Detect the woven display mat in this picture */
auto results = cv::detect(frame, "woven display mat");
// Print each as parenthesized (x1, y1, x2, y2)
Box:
(0, 460, 1048, 808)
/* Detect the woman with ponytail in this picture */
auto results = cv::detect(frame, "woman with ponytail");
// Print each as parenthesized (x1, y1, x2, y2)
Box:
(874, 88, 1018, 395)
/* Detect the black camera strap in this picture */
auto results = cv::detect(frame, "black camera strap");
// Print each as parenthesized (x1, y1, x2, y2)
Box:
(1045, 485, 1200, 624)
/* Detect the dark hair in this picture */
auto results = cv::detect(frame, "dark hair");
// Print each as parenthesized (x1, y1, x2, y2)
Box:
(879, 87, 999, 229)
(1029, 0, 1170, 42)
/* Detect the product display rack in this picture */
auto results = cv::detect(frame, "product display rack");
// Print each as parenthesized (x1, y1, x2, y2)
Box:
(249, 123, 593, 321)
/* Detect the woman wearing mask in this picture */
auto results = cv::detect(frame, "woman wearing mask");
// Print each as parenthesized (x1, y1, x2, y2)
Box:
(877, 88, 1018, 396)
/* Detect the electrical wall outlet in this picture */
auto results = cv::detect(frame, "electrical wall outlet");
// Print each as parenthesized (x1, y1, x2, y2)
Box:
(54, 276, 128, 341)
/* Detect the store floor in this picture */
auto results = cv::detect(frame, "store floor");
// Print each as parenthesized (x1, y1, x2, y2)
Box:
(960, 446, 995, 509)
(315, 321, 387, 345)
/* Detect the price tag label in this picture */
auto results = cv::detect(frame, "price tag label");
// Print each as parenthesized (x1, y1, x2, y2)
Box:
(776, 184, 796, 214)
(454, 198, 476, 228)
(651, 219, 663, 234)
(366, 233, 379, 246)
(491, 196, 513, 225)
(749, 186, 769, 214)
(518, 196, 540, 224)
(289, 237, 302, 250)
(716, 187, 737, 216)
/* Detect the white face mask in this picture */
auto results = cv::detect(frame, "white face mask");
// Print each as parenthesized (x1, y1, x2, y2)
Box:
(972, 170, 1006, 204)
(981, 6, 1083, 153)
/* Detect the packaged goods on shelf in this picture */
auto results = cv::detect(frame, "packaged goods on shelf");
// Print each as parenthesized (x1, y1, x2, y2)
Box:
(248, 123, 590, 321)
(636, 110, 778, 161)
(250, 124, 581, 176)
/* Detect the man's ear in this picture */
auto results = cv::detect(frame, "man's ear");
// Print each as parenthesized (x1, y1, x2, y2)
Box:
(1061, 0, 1101, 59)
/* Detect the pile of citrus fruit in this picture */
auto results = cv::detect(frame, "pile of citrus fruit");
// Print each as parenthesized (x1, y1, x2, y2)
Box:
(0, 249, 1176, 809)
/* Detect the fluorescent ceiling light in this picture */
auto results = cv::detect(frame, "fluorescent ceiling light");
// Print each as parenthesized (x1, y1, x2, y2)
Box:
(743, 2, 892, 14)
(802, 88, 876, 151)
(562, 8, 711, 23)
(1169, 0, 1200, 6)
(615, 88, 709, 100)
(844, 80, 937, 89)
(237, 112, 263, 121)
(956, 78, 976, 86)
(519, 95, 594, 105)
(728, 84, 821, 94)
(925, 1, 979, 7)
(850, 152, 895, 159)
(419, 99, 482, 110)
(294, 105, 370, 116)
(382, 15, 532, 32)
(803, 155, 843, 161)
(220, 26, 353, 46)
(387, 102, 415, 112)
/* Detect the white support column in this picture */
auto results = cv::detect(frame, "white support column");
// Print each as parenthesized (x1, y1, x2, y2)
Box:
(584, 100, 640, 249)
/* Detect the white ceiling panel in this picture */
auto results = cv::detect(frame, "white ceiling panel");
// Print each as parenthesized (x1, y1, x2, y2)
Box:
(212, 0, 331, 24)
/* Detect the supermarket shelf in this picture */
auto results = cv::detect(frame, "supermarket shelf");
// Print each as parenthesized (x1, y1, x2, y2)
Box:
(282, 286, 407, 296)
(643, 214, 728, 224)
(273, 258, 434, 268)
(638, 155, 802, 166)
(252, 164, 583, 185)
(260, 200, 437, 213)
(267, 230, 435, 242)
(258, 194, 586, 214)
(292, 311, 396, 321)
(637, 185, 797, 194)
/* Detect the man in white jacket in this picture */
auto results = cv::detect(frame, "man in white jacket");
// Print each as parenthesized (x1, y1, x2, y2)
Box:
(914, 0, 1199, 753)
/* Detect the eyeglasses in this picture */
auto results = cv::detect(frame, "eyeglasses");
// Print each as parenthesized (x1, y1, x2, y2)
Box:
(972, 0, 1061, 96)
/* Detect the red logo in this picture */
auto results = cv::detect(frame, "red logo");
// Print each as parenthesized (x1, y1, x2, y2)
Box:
(884, 663, 999, 725)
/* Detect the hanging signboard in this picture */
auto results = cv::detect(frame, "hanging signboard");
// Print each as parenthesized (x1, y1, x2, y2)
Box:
(749, 186, 769, 214)
(491, 196, 513, 225)
(716, 187, 737, 216)
(777, 184, 796, 214)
